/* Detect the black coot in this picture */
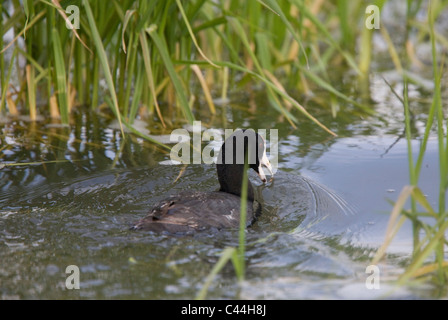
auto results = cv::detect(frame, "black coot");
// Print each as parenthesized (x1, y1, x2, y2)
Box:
(131, 129, 273, 233)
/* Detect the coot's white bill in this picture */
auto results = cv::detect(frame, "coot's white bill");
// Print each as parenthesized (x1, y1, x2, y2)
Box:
(257, 149, 273, 183)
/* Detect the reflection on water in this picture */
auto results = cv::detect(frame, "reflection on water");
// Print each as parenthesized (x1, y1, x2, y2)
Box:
(0, 81, 443, 299)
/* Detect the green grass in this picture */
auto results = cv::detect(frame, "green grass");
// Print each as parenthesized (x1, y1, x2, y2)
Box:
(372, 1, 448, 287)
(1, 0, 448, 295)
(196, 147, 250, 300)
(0, 0, 378, 133)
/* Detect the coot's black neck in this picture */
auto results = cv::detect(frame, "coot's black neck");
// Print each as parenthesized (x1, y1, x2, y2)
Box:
(216, 162, 255, 201)
(216, 131, 257, 201)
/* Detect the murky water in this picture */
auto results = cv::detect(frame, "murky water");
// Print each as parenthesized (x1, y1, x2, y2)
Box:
(0, 69, 446, 299)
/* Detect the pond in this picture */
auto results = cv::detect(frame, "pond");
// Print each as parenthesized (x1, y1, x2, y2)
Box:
(0, 67, 444, 299)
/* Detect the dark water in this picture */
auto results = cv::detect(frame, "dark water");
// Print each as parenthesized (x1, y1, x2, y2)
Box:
(0, 75, 445, 299)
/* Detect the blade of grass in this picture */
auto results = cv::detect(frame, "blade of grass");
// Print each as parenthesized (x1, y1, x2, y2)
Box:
(192, 16, 227, 34)
(146, 24, 195, 124)
(51, 28, 69, 124)
(23, 0, 31, 38)
(122, 121, 171, 151)
(16, 47, 46, 75)
(372, 185, 414, 265)
(221, 66, 229, 101)
(380, 25, 403, 72)
(175, 0, 219, 68)
(291, 0, 361, 75)
(6, 96, 18, 116)
(402, 79, 421, 249)
(411, 261, 448, 278)
(407, 211, 448, 265)
(190, 64, 216, 114)
(428, 0, 447, 284)
(0, 2, 3, 89)
(227, 18, 303, 130)
(128, 59, 144, 123)
(262, 0, 309, 68)
(90, 56, 99, 110)
(298, 65, 374, 115)
(51, 0, 92, 53)
(121, 9, 137, 54)
(83, 0, 124, 137)
(1, 10, 46, 54)
(255, 32, 272, 71)
(139, 30, 166, 127)
(337, 0, 355, 50)
(123, 32, 137, 119)
(398, 218, 448, 284)
(266, 87, 298, 129)
(0, 48, 18, 113)
(410, 187, 437, 218)
(179, 59, 336, 135)
(195, 247, 236, 300)
(263, 69, 335, 135)
(26, 64, 36, 121)
(236, 146, 250, 282)
(0, 159, 82, 167)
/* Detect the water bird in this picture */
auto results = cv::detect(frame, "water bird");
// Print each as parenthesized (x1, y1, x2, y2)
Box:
(131, 129, 273, 233)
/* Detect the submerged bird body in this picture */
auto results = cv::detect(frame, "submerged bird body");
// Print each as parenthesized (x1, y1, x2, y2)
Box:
(131, 191, 259, 233)
(131, 129, 272, 233)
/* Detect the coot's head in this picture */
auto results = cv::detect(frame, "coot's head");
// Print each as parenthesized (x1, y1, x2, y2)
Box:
(216, 129, 273, 198)
(249, 131, 273, 183)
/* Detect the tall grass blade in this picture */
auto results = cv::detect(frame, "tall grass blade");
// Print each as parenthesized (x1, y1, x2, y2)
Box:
(191, 64, 216, 114)
(236, 148, 250, 282)
(411, 261, 448, 278)
(139, 31, 166, 127)
(175, 0, 219, 68)
(51, 28, 69, 124)
(146, 25, 195, 124)
(51, 0, 91, 53)
(26, 64, 36, 121)
(291, 0, 360, 74)
(372, 185, 413, 265)
(195, 247, 236, 300)
(337, 0, 355, 50)
(121, 9, 137, 54)
(82, 0, 124, 137)
(0, 48, 18, 113)
(263, 69, 336, 136)
(123, 33, 138, 119)
(0, 2, 4, 92)
(128, 61, 144, 123)
(196, 135, 253, 298)
(428, 0, 447, 283)
(358, 0, 387, 77)
(398, 219, 448, 284)
(298, 65, 374, 115)
(1, 10, 46, 54)
(122, 121, 171, 151)
(184, 59, 336, 136)
(23, 0, 31, 38)
(263, 0, 309, 68)
(221, 66, 229, 102)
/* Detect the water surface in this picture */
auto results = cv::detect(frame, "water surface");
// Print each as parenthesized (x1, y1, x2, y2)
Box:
(1, 74, 444, 300)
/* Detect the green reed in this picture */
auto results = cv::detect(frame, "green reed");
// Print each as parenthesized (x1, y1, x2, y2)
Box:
(196, 147, 249, 300)
(0, 0, 378, 134)
(1, 0, 447, 294)
(373, 1, 448, 286)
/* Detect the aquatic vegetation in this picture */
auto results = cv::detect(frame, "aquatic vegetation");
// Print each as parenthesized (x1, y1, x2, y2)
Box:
(0, 0, 376, 133)
(1, 0, 448, 299)
(372, 2, 448, 289)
